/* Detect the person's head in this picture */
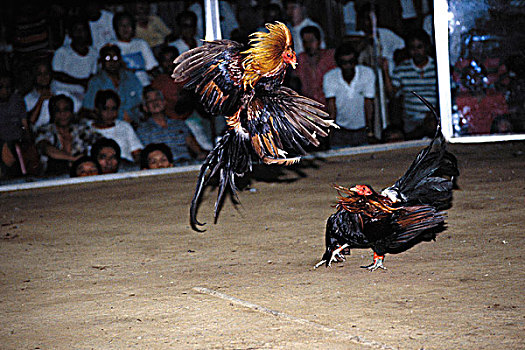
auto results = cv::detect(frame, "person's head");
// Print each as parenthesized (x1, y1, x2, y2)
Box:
(157, 45, 179, 74)
(70, 155, 101, 177)
(32, 59, 53, 89)
(285, 0, 306, 25)
(300, 26, 321, 56)
(99, 44, 123, 74)
(91, 137, 121, 174)
(67, 16, 93, 47)
(133, 1, 151, 24)
(0, 69, 14, 102)
(405, 29, 431, 65)
(263, 3, 284, 23)
(142, 86, 166, 116)
(113, 11, 136, 42)
(490, 114, 515, 134)
(335, 43, 358, 73)
(176, 11, 197, 40)
(94, 89, 120, 126)
(49, 94, 75, 127)
(84, 3, 103, 21)
(356, 3, 373, 35)
(140, 143, 173, 169)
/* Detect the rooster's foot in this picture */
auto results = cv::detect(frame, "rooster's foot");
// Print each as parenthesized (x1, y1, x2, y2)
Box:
(361, 254, 386, 271)
(315, 244, 349, 268)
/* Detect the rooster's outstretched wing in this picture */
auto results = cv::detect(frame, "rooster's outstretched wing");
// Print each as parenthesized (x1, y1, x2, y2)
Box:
(245, 86, 334, 164)
(172, 40, 245, 116)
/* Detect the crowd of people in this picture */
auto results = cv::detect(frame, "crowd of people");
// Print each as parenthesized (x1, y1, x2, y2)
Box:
(0, 0, 437, 182)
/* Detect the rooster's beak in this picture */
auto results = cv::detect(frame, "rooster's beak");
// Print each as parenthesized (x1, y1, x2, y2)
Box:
(290, 62, 297, 69)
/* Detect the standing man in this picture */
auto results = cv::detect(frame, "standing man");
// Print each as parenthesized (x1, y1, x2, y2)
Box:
(294, 26, 336, 106)
(384, 30, 438, 140)
(323, 43, 375, 148)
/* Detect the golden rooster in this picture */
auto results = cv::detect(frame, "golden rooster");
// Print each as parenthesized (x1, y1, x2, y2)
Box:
(172, 22, 336, 231)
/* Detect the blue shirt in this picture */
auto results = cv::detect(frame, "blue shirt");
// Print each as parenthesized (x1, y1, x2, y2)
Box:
(136, 117, 192, 162)
(82, 70, 143, 122)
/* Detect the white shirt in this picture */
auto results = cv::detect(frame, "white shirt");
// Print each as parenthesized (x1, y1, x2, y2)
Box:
(113, 38, 159, 86)
(323, 66, 376, 130)
(89, 10, 117, 53)
(357, 27, 405, 76)
(168, 37, 203, 55)
(189, 1, 239, 40)
(62, 10, 117, 54)
(89, 120, 143, 162)
(24, 81, 82, 131)
(52, 44, 98, 104)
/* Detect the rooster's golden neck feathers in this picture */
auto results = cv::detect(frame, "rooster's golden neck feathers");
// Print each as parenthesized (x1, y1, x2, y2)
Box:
(241, 22, 295, 89)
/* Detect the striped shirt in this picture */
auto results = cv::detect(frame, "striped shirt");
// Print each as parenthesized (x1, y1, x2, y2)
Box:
(392, 57, 438, 133)
(136, 118, 192, 162)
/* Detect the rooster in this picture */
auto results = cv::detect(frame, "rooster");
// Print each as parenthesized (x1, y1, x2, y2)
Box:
(172, 22, 336, 231)
(315, 94, 459, 270)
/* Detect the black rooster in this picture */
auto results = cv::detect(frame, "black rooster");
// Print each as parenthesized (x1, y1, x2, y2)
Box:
(172, 22, 336, 231)
(315, 94, 459, 270)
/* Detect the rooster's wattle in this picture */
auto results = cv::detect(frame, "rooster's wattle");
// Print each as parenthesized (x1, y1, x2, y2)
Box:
(315, 95, 459, 270)
(172, 22, 336, 231)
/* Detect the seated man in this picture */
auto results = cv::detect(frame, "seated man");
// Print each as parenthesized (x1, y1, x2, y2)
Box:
(81, 44, 143, 125)
(136, 86, 207, 164)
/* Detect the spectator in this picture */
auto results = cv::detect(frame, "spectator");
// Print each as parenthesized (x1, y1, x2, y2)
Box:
(294, 26, 336, 105)
(88, 89, 143, 164)
(112, 11, 159, 87)
(284, 0, 326, 55)
(188, 0, 239, 40)
(355, 3, 405, 140)
(82, 44, 143, 124)
(136, 86, 207, 164)
(24, 59, 57, 130)
(91, 137, 121, 174)
(168, 11, 202, 55)
(76, 4, 117, 53)
(323, 43, 375, 148)
(133, 1, 172, 56)
(10, 3, 50, 59)
(490, 114, 515, 134)
(356, 3, 405, 76)
(342, 0, 358, 35)
(139, 142, 173, 170)
(69, 155, 101, 177)
(52, 16, 98, 110)
(230, 3, 259, 46)
(0, 69, 35, 178)
(150, 45, 192, 120)
(261, 3, 285, 28)
(35, 94, 100, 175)
(385, 29, 438, 140)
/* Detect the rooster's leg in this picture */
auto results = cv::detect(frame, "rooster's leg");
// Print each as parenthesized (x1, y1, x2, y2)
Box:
(314, 244, 349, 269)
(326, 244, 349, 267)
(361, 252, 387, 271)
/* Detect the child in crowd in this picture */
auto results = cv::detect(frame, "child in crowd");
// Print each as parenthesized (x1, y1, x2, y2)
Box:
(69, 155, 101, 177)
(89, 90, 143, 164)
(112, 11, 159, 87)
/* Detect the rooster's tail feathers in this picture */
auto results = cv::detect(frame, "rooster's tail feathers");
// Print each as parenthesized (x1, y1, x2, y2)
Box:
(189, 131, 253, 231)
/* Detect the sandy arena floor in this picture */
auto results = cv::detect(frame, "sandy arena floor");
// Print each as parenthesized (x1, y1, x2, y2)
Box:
(1, 141, 524, 349)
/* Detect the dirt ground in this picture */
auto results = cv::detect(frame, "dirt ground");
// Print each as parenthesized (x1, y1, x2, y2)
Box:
(0, 141, 524, 350)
